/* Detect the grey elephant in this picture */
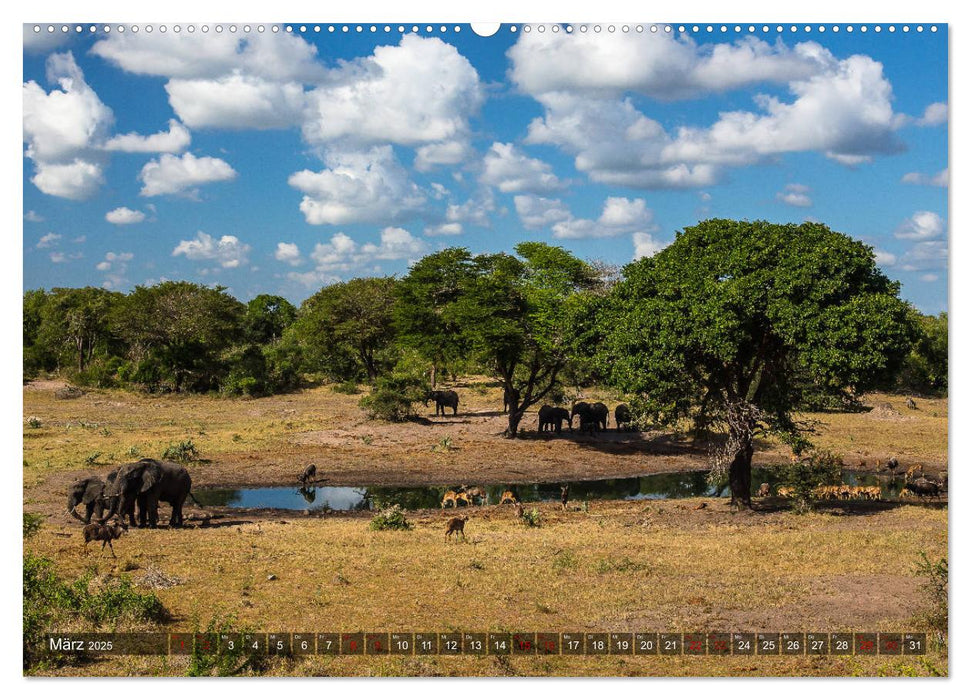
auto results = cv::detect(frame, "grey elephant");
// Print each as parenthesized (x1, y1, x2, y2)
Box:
(590, 402, 609, 431)
(101, 458, 192, 528)
(538, 405, 570, 434)
(425, 389, 459, 416)
(570, 401, 594, 434)
(67, 474, 109, 524)
(614, 404, 633, 431)
(572, 401, 608, 433)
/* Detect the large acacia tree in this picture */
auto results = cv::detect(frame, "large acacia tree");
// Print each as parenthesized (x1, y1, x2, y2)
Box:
(453, 242, 597, 437)
(596, 220, 914, 508)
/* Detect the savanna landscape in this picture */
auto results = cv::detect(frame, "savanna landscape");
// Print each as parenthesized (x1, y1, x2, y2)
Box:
(22, 223, 949, 677)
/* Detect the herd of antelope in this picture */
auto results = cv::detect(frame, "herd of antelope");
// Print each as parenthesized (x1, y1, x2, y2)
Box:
(772, 484, 881, 500)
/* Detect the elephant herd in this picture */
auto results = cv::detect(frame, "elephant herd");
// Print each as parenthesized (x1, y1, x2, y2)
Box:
(67, 458, 193, 529)
(538, 402, 634, 434)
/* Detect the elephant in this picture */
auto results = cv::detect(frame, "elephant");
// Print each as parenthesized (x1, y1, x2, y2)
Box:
(590, 402, 609, 431)
(571, 401, 608, 433)
(614, 404, 633, 431)
(425, 389, 459, 416)
(101, 458, 192, 528)
(538, 405, 571, 434)
(571, 402, 594, 434)
(67, 475, 108, 524)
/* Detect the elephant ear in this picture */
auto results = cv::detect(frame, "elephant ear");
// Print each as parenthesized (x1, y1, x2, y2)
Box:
(83, 478, 104, 503)
(139, 464, 160, 493)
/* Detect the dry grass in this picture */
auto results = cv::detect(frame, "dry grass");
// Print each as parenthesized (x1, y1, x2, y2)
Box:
(27, 499, 946, 676)
(23, 380, 948, 676)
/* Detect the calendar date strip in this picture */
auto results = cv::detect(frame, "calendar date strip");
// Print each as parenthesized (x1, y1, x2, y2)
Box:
(41, 631, 927, 656)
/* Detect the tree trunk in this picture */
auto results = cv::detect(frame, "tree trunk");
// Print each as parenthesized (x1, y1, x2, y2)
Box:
(430, 363, 437, 389)
(728, 437, 754, 509)
(503, 386, 522, 437)
(506, 409, 524, 438)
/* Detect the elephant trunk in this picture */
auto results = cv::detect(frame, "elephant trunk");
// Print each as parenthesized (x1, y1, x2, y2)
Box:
(100, 495, 120, 523)
(66, 496, 86, 522)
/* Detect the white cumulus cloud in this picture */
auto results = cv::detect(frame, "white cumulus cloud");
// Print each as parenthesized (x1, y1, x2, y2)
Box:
(37, 232, 62, 249)
(288, 146, 427, 225)
(511, 32, 908, 189)
(633, 232, 669, 260)
(105, 207, 146, 225)
(302, 35, 483, 148)
(916, 102, 947, 126)
(274, 242, 303, 266)
(776, 183, 813, 207)
(552, 197, 657, 240)
(901, 168, 948, 187)
(172, 231, 251, 268)
(895, 211, 945, 240)
(514, 195, 572, 231)
(290, 228, 429, 286)
(139, 152, 237, 197)
(104, 119, 190, 153)
(23, 52, 112, 199)
(479, 142, 564, 193)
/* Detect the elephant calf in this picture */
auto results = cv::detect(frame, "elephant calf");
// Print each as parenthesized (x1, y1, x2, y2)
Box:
(538, 405, 571, 434)
(67, 475, 107, 524)
(425, 389, 459, 416)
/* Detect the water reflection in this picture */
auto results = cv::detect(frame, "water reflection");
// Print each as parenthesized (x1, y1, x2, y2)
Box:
(192, 468, 907, 513)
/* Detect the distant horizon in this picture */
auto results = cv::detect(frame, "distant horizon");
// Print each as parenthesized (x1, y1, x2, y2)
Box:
(23, 24, 948, 313)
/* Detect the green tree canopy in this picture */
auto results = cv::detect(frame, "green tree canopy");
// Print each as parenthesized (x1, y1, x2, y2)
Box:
(394, 248, 474, 386)
(291, 277, 398, 381)
(244, 294, 297, 344)
(114, 281, 244, 392)
(27, 287, 122, 374)
(895, 310, 947, 395)
(449, 242, 598, 436)
(596, 219, 915, 507)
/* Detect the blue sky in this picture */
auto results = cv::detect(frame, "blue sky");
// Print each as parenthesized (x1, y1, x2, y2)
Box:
(22, 23, 948, 312)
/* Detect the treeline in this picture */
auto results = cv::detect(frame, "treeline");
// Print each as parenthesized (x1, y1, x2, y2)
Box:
(23, 227, 946, 410)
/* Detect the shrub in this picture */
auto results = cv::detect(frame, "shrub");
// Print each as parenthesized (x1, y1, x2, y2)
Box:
(332, 379, 360, 394)
(359, 372, 427, 422)
(23, 553, 167, 671)
(26, 416, 42, 429)
(915, 551, 948, 647)
(185, 615, 266, 677)
(520, 507, 541, 527)
(23, 512, 43, 539)
(369, 504, 412, 531)
(163, 439, 200, 463)
(779, 449, 843, 513)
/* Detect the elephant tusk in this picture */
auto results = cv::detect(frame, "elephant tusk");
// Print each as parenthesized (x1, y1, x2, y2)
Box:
(67, 507, 86, 522)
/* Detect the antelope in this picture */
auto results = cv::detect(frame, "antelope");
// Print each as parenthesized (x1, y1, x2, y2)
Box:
(445, 515, 469, 541)
(82, 519, 127, 557)
(299, 463, 317, 485)
(499, 490, 519, 505)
